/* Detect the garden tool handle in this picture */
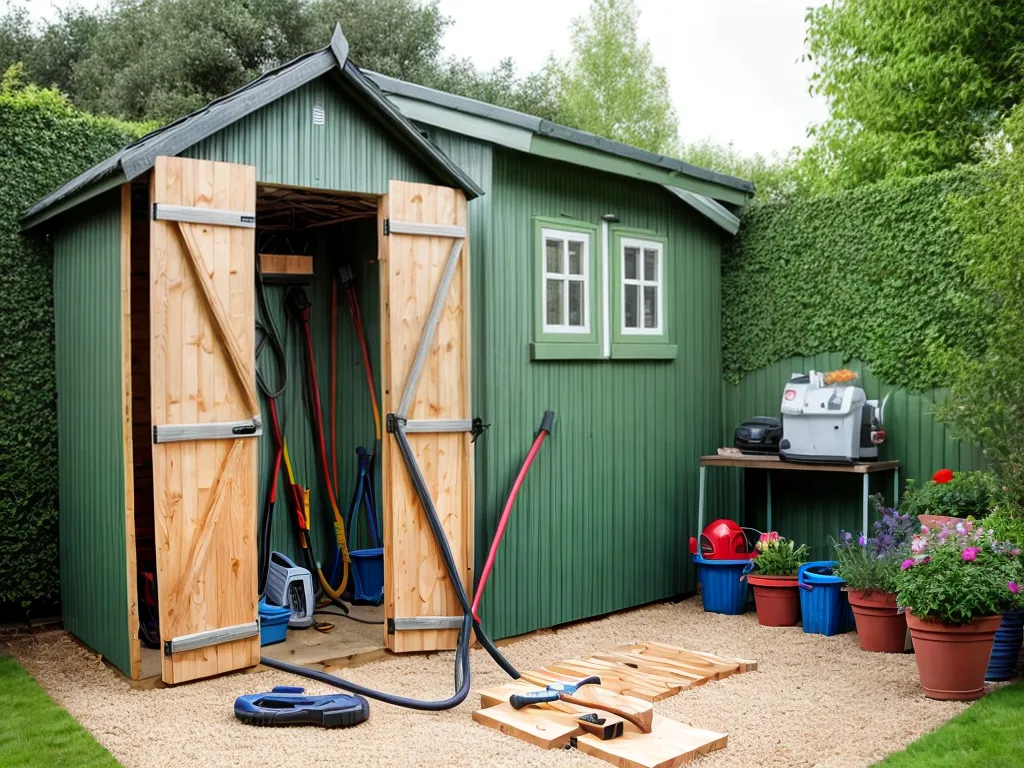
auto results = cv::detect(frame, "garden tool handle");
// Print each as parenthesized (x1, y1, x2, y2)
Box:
(509, 690, 560, 709)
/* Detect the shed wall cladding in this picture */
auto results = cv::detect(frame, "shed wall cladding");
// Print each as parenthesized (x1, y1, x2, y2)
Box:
(476, 149, 726, 640)
(183, 76, 434, 193)
(719, 352, 985, 560)
(52, 191, 131, 675)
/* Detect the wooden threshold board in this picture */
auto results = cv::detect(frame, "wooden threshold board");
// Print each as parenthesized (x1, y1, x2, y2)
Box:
(473, 641, 754, 768)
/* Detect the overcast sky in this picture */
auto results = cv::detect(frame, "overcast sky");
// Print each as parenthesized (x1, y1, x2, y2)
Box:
(22, 0, 828, 157)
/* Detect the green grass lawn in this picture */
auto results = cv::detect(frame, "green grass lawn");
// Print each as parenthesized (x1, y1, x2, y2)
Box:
(0, 655, 120, 768)
(877, 683, 1024, 766)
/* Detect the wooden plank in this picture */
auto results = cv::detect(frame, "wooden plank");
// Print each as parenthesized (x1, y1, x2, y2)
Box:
(576, 714, 728, 768)
(472, 703, 579, 749)
(596, 653, 710, 685)
(258, 253, 313, 276)
(121, 183, 142, 681)
(699, 454, 899, 473)
(588, 656, 703, 688)
(150, 156, 259, 684)
(380, 181, 471, 653)
(621, 643, 753, 678)
(545, 661, 674, 701)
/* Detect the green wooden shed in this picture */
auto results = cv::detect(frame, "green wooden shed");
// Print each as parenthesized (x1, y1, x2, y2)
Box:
(22, 25, 753, 683)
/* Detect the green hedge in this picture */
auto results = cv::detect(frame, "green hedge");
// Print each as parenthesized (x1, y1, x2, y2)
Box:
(0, 69, 144, 609)
(722, 167, 988, 389)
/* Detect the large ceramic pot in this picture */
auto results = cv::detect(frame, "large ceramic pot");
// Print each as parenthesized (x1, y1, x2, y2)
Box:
(847, 589, 907, 653)
(747, 574, 800, 627)
(906, 611, 1002, 700)
(986, 609, 1024, 682)
(916, 515, 966, 530)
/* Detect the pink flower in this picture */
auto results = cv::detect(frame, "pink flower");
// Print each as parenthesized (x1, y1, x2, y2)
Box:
(920, 525, 930, 534)
(769, 531, 780, 541)
(1009, 582, 1020, 595)
(911, 538, 927, 554)
(962, 547, 979, 562)
(1013, 549, 1021, 557)
(759, 533, 769, 542)
(901, 559, 915, 571)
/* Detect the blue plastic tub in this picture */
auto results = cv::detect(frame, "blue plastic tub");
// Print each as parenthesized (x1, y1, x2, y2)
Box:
(986, 609, 1024, 682)
(259, 598, 291, 646)
(798, 561, 854, 636)
(350, 547, 384, 605)
(694, 555, 750, 615)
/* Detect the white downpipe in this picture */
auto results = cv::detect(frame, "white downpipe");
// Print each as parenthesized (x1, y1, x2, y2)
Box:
(601, 220, 611, 358)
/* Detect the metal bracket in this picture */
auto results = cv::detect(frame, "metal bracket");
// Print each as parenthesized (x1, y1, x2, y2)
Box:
(153, 203, 256, 229)
(153, 418, 263, 444)
(383, 219, 467, 239)
(388, 616, 464, 633)
(403, 419, 474, 434)
(163, 620, 260, 656)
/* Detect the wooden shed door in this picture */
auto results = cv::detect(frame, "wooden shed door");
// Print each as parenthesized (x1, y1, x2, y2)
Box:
(379, 181, 473, 653)
(149, 156, 260, 684)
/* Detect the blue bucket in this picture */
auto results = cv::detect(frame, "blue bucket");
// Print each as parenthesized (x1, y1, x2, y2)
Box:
(694, 555, 750, 615)
(350, 548, 384, 605)
(986, 609, 1024, 682)
(798, 561, 854, 636)
(259, 598, 291, 646)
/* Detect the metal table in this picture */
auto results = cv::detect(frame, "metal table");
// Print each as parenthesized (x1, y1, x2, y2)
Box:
(697, 454, 901, 535)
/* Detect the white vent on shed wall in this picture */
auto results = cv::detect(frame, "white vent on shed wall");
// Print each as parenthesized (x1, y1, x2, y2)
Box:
(312, 105, 325, 125)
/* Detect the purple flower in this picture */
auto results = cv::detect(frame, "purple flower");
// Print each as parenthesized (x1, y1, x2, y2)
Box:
(1010, 582, 1020, 595)
(901, 558, 915, 571)
(858, 535, 866, 547)
(962, 547, 979, 562)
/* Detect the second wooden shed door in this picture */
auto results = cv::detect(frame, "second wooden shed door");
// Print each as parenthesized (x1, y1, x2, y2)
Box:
(379, 180, 474, 653)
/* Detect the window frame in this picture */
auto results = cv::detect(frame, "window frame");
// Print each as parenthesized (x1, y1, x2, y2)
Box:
(541, 227, 591, 335)
(619, 236, 664, 336)
(531, 217, 602, 360)
(610, 227, 676, 359)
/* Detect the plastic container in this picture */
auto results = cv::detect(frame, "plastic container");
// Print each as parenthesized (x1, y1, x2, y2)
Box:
(694, 555, 750, 615)
(350, 547, 384, 605)
(798, 561, 854, 636)
(986, 609, 1024, 682)
(259, 598, 291, 646)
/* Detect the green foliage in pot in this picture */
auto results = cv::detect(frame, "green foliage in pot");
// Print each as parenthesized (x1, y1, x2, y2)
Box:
(895, 521, 1023, 625)
(982, 505, 1024, 549)
(899, 470, 1005, 521)
(751, 533, 808, 577)
(834, 499, 919, 595)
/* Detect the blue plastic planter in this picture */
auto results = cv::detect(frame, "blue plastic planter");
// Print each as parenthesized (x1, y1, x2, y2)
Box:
(798, 561, 854, 636)
(986, 609, 1024, 682)
(694, 555, 750, 615)
(259, 598, 291, 646)
(350, 547, 384, 605)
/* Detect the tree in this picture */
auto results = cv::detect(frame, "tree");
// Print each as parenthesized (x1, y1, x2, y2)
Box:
(545, 0, 679, 155)
(805, 0, 1024, 190)
(679, 139, 800, 202)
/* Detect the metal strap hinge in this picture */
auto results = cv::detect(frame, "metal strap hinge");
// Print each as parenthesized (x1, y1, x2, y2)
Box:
(164, 620, 260, 656)
(153, 418, 263, 444)
(387, 616, 464, 634)
(403, 419, 474, 434)
(383, 219, 467, 239)
(153, 203, 256, 229)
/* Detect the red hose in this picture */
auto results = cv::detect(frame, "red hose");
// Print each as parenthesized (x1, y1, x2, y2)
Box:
(471, 413, 554, 623)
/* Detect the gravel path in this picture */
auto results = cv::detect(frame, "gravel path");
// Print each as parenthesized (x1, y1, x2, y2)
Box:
(5, 598, 968, 768)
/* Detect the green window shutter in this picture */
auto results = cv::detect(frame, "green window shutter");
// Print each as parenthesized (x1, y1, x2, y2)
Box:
(530, 216, 603, 360)
(610, 226, 677, 360)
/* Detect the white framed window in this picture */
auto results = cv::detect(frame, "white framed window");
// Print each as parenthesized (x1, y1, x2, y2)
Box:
(620, 238, 663, 334)
(541, 228, 591, 334)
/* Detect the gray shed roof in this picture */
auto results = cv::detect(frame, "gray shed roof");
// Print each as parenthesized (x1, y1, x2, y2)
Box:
(22, 26, 483, 230)
(365, 71, 756, 199)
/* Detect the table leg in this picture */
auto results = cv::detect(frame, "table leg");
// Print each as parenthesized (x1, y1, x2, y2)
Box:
(862, 474, 870, 534)
(766, 471, 772, 533)
(698, 466, 706, 535)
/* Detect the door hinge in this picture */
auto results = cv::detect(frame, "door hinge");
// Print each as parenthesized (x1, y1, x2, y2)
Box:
(153, 418, 263, 444)
(164, 620, 260, 656)
(382, 218, 390, 236)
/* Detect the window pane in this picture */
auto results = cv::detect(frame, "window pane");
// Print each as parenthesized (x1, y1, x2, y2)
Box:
(546, 239, 562, 274)
(624, 284, 639, 328)
(546, 278, 563, 326)
(568, 240, 584, 275)
(568, 280, 584, 326)
(644, 286, 658, 328)
(624, 246, 639, 279)
(644, 248, 658, 281)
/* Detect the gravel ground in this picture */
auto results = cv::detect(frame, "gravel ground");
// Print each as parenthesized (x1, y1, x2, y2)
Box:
(4, 598, 970, 768)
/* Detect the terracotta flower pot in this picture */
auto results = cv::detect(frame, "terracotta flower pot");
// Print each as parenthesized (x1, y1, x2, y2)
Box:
(846, 589, 907, 653)
(906, 611, 1002, 700)
(917, 514, 965, 530)
(747, 574, 800, 627)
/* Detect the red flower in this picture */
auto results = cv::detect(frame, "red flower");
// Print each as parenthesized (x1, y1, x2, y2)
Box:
(933, 469, 954, 484)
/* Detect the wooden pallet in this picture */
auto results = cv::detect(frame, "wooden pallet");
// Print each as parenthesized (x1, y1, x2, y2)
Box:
(473, 642, 754, 767)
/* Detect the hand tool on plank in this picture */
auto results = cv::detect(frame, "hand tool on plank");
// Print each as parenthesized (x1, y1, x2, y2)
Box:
(510, 676, 653, 733)
(477, 683, 625, 740)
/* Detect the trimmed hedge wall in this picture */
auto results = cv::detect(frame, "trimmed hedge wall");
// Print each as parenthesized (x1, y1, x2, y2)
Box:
(0, 72, 143, 609)
(722, 167, 988, 390)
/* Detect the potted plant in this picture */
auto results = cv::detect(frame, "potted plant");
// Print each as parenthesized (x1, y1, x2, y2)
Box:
(900, 469, 1004, 529)
(746, 532, 808, 627)
(895, 520, 1023, 700)
(834, 503, 919, 653)
(981, 506, 1024, 681)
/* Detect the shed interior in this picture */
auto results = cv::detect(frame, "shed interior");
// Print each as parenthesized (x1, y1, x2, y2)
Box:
(128, 178, 389, 679)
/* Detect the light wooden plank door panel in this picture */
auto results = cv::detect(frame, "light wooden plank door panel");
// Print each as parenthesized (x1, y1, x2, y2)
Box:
(379, 180, 473, 653)
(150, 156, 260, 684)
